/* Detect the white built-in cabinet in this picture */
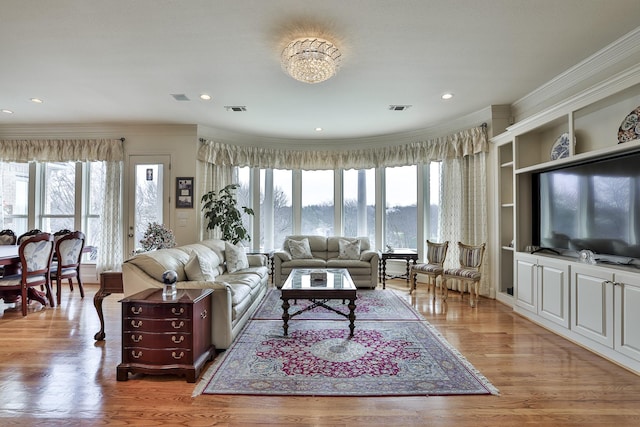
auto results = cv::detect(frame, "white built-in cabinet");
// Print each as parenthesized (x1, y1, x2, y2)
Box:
(491, 62, 640, 373)
(515, 253, 569, 328)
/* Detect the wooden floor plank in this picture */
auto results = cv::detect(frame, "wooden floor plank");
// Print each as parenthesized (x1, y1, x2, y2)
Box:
(2, 279, 640, 426)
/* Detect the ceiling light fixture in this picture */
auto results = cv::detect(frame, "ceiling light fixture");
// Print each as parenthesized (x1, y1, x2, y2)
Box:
(200, 94, 212, 101)
(441, 93, 454, 100)
(1, 109, 13, 114)
(30, 98, 43, 104)
(281, 37, 342, 84)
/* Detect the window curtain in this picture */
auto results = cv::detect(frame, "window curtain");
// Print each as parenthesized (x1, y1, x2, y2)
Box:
(0, 138, 125, 274)
(198, 160, 234, 240)
(440, 152, 491, 298)
(197, 125, 487, 170)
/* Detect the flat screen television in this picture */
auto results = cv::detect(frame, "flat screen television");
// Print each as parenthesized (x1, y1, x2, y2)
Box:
(532, 149, 640, 261)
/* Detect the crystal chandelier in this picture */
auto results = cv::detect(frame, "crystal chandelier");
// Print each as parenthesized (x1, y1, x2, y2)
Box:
(281, 37, 342, 84)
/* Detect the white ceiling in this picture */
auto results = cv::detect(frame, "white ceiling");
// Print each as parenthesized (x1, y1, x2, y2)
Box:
(1, 0, 639, 141)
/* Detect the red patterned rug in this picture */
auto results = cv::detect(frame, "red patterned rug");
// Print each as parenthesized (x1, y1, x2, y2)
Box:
(196, 316, 498, 397)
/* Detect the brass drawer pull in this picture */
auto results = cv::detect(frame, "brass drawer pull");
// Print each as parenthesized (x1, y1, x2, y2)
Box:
(200, 309, 208, 319)
(171, 320, 184, 329)
(172, 307, 185, 315)
(131, 320, 143, 328)
(171, 335, 185, 344)
(131, 306, 143, 315)
(131, 334, 143, 343)
(172, 351, 185, 360)
(131, 350, 142, 359)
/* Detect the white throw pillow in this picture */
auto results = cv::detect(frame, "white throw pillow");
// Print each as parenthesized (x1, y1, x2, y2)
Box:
(184, 251, 218, 281)
(287, 238, 313, 259)
(338, 238, 361, 260)
(225, 242, 249, 273)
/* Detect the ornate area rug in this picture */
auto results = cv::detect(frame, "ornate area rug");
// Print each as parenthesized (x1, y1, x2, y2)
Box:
(252, 288, 423, 321)
(197, 318, 498, 397)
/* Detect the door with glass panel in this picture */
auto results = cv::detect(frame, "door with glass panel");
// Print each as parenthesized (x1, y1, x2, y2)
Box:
(127, 156, 171, 255)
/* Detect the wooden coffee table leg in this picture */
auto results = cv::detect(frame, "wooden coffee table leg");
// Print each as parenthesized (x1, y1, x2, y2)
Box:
(281, 297, 290, 336)
(347, 298, 356, 338)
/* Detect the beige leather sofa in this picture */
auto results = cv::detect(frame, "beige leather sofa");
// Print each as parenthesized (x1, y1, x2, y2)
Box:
(122, 239, 269, 349)
(273, 235, 379, 288)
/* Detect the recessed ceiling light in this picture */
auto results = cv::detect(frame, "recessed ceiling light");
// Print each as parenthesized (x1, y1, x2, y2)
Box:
(1, 109, 13, 114)
(200, 94, 212, 101)
(30, 98, 43, 104)
(441, 93, 454, 100)
(315, 127, 323, 132)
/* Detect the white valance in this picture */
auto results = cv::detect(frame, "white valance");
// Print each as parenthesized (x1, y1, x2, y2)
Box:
(198, 125, 487, 170)
(0, 138, 124, 162)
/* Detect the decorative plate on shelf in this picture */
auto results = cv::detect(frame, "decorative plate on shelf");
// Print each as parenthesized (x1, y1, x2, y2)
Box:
(550, 132, 572, 160)
(618, 106, 640, 144)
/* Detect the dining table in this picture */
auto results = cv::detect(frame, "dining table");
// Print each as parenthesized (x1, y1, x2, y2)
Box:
(0, 245, 50, 307)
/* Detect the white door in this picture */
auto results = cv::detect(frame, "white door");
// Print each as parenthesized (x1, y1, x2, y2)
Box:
(127, 155, 171, 255)
(571, 264, 614, 348)
(614, 271, 640, 362)
(515, 253, 537, 313)
(538, 257, 570, 328)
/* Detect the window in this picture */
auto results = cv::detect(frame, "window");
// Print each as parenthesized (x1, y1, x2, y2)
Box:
(84, 162, 105, 261)
(0, 162, 29, 234)
(385, 165, 417, 249)
(343, 168, 375, 242)
(301, 170, 334, 236)
(41, 162, 76, 233)
(243, 163, 439, 252)
(0, 160, 105, 263)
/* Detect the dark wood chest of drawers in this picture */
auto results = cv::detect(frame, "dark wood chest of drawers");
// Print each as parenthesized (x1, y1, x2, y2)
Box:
(116, 288, 215, 383)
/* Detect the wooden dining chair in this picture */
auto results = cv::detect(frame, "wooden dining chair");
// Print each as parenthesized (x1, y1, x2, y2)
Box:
(50, 231, 86, 305)
(0, 233, 55, 315)
(410, 240, 449, 298)
(442, 242, 486, 307)
(0, 229, 17, 245)
(17, 229, 42, 245)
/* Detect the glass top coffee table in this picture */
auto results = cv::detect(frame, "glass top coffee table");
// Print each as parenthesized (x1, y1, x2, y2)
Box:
(280, 268, 357, 338)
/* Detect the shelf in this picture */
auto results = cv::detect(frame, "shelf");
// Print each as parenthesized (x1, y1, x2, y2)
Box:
(502, 246, 514, 251)
(501, 203, 514, 208)
(500, 161, 514, 168)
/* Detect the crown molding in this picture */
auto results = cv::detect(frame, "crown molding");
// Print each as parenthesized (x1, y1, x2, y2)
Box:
(512, 27, 640, 122)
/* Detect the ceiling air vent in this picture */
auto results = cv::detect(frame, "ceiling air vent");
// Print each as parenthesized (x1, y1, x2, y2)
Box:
(389, 105, 412, 111)
(224, 106, 247, 112)
(171, 94, 190, 101)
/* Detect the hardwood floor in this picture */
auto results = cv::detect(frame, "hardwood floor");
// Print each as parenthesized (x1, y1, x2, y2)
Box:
(2, 279, 640, 426)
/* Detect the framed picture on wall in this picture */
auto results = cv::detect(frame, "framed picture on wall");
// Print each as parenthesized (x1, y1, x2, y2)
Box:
(176, 177, 194, 208)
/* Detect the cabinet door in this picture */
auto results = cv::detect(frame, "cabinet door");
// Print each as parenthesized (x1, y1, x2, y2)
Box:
(538, 258, 570, 328)
(515, 254, 537, 313)
(614, 272, 640, 362)
(571, 264, 614, 348)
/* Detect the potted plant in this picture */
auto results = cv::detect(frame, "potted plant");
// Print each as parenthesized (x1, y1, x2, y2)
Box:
(201, 183, 254, 245)
(138, 222, 177, 252)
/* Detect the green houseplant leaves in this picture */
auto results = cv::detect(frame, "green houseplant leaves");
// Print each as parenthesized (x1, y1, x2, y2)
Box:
(201, 183, 254, 245)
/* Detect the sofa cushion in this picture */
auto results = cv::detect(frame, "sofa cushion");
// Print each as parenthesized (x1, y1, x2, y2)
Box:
(338, 238, 361, 260)
(225, 242, 249, 273)
(287, 237, 314, 259)
(125, 248, 191, 282)
(184, 251, 219, 281)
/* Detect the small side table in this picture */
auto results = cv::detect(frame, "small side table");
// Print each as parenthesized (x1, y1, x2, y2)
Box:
(117, 288, 215, 383)
(93, 271, 124, 341)
(379, 250, 419, 289)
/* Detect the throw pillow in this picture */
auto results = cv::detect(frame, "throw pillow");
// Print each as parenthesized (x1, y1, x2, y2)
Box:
(184, 251, 218, 281)
(287, 237, 313, 259)
(338, 238, 361, 260)
(225, 242, 249, 273)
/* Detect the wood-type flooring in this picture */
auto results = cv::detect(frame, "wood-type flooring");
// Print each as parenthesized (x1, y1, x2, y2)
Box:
(1, 278, 640, 426)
